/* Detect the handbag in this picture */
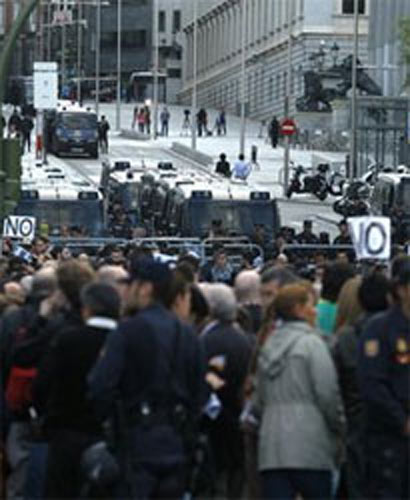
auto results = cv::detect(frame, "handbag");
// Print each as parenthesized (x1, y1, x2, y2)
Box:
(80, 440, 120, 490)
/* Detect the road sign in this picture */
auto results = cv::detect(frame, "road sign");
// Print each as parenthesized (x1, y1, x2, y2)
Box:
(3, 216, 36, 241)
(281, 118, 297, 136)
(348, 216, 391, 260)
(34, 62, 58, 110)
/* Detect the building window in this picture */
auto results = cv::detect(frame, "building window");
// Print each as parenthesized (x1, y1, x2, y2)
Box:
(342, 0, 365, 14)
(167, 68, 181, 78)
(173, 10, 181, 33)
(124, 30, 146, 48)
(159, 10, 166, 32)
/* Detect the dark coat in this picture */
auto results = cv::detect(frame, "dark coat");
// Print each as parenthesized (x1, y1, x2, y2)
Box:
(200, 322, 251, 419)
(33, 322, 112, 434)
(88, 304, 205, 465)
(215, 160, 231, 178)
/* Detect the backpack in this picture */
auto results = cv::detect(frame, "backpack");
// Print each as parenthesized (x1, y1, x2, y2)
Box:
(5, 365, 38, 413)
(4, 311, 45, 413)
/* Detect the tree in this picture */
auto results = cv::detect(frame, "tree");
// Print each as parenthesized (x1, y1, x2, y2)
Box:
(399, 17, 410, 86)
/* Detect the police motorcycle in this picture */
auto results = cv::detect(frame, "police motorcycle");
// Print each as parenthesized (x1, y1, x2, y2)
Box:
(333, 179, 371, 217)
(286, 163, 344, 201)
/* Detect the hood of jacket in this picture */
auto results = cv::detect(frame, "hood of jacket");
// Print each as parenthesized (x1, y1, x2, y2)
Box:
(259, 320, 314, 379)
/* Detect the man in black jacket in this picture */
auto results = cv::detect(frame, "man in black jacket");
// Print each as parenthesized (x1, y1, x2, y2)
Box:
(34, 283, 121, 499)
(332, 271, 390, 499)
(4, 260, 94, 500)
(88, 259, 204, 499)
(200, 283, 251, 499)
(0, 268, 56, 500)
(215, 153, 231, 178)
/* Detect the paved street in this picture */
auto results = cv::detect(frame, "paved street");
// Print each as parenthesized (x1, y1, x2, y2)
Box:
(31, 101, 342, 239)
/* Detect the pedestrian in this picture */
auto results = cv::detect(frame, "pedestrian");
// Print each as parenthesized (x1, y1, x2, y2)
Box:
(132, 105, 139, 130)
(33, 283, 121, 499)
(296, 219, 320, 244)
(21, 115, 34, 153)
(144, 106, 151, 135)
(98, 115, 110, 153)
(200, 283, 251, 498)
(333, 219, 352, 245)
(358, 256, 410, 499)
(8, 108, 21, 137)
(197, 108, 207, 137)
(215, 153, 231, 178)
(160, 106, 170, 137)
(202, 248, 234, 285)
(138, 108, 145, 133)
(268, 116, 279, 148)
(232, 154, 251, 181)
(234, 270, 262, 336)
(88, 259, 204, 499)
(241, 266, 299, 500)
(316, 261, 355, 337)
(181, 109, 191, 136)
(332, 271, 390, 499)
(218, 108, 227, 135)
(1, 269, 57, 500)
(253, 282, 345, 500)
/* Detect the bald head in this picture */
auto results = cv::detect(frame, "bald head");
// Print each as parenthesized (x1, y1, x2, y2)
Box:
(32, 267, 57, 300)
(97, 265, 129, 285)
(234, 270, 261, 305)
(97, 265, 129, 303)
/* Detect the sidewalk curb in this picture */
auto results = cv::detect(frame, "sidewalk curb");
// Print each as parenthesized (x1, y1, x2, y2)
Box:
(120, 129, 151, 141)
(170, 142, 213, 167)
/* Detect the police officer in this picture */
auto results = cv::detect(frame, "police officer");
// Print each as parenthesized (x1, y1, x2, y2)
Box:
(296, 220, 320, 244)
(358, 256, 410, 499)
(88, 258, 204, 499)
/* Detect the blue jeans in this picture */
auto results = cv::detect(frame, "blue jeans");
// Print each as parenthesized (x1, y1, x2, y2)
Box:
(24, 442, 48, 500)
(261, 468, 332, 500)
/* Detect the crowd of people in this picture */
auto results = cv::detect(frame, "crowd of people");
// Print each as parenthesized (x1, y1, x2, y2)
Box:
(0, 231, 409, 500)
(132, 106, 152, 135)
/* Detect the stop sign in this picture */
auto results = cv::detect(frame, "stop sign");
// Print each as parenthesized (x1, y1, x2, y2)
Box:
(281, 118, 297, 136)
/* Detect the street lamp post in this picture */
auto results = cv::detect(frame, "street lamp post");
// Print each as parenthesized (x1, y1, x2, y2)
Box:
(152, 0, 159, 140)
(77, 0, 83, 103)
(95, 0, 101, 116)
(349, 0, 359, 181)
(239, 0, 247, 156)
(47, 0, 52, 61)
(283, 0, 293, 195)
(116, 0, 122, 130)
(61, 0, 67, 90)
(191, 0, 198, 150)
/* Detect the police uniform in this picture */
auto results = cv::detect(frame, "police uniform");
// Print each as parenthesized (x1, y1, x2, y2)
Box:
(358, 306, 410, 499)
(88, 262, 204, 499)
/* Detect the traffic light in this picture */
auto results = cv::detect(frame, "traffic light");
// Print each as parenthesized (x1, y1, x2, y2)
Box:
(0, 139, 21, 220)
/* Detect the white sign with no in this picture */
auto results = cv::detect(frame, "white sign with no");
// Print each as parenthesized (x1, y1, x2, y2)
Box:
(3, 216, 37, 241)
(348, 216, 391, 261)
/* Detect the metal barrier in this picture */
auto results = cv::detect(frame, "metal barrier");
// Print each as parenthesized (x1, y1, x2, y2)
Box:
(47, 236, 264, 266)
(282, 243, 404, 262)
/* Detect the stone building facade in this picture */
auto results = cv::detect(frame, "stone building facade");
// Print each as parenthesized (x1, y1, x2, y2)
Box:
(180, 0, 370, 120)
